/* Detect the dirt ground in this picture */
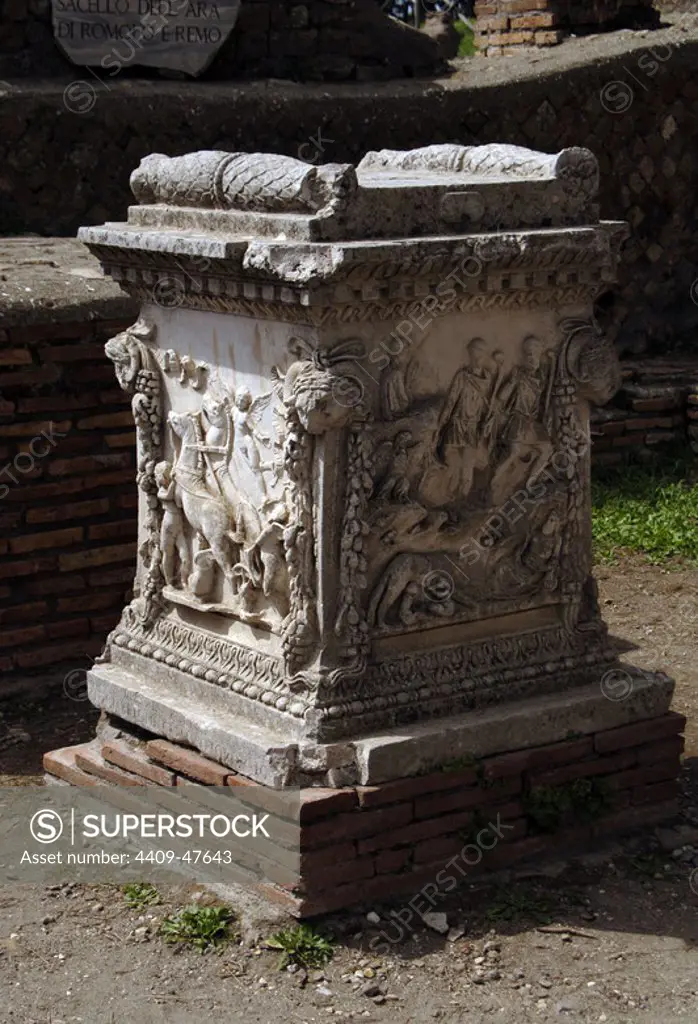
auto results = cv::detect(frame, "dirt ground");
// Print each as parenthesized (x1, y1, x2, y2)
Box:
(2, 556, 698, 1024)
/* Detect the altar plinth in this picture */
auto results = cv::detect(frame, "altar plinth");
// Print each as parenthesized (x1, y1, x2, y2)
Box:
(43, 146, 683, 914)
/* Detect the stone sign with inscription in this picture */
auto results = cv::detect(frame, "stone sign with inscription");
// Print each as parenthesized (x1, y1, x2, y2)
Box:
(51, 0, 240, 76)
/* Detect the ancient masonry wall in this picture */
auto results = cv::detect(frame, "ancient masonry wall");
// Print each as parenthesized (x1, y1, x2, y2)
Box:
(0, 0, 439, 80)
(474, 0, 657, 54)
(0, 317, 137, 690)
(45, 711, 686, 916)
(591, 357, 698, 465)
(2, 33, 697, 359)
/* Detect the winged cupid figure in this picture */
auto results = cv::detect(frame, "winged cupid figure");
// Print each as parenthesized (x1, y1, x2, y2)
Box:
(229, 385, 274, 507)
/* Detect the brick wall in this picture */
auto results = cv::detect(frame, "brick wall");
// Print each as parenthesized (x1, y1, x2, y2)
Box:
(0, 317, 137, 694)
(474, 0, 657, 53)
(591, 356, 698, 464)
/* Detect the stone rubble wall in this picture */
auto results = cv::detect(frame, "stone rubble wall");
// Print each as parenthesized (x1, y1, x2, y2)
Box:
(0, 0, 440, 80)
(474, 0, 657, 54)
(2, 27, 697, 358)
(44, 711, 685, 916)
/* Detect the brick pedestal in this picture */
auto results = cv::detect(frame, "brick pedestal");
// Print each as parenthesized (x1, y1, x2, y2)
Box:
(45, 709, 684, 916)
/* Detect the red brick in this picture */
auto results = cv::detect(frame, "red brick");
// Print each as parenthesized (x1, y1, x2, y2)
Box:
(636, 735, 684, 764)
(606, 759, 679, 791)
(0, 624, 45, 648)
(509, 11, 558, 27)
(300, 842, 358, 872)
(25, 573, 85, 596)
(88, 565, 134, 587)
(300, 856, 375, 893)
(478, 14, 509, 28)
(302, 803, 413, 850)
(9, 526, 84, 554)
(75, 746, 147, 786)
(146, 739, 231, 785)
(0, 348, 32, 365)
(88, 519, 138, 542)
(375, 847, 412, 874)
(356, 765, 477, 808)
(46, 618, 90, 640)
(414, 776, 521, 820)
(80, 470, 135, 492)
(8, 322, 88, 344)
(358, 809, 474, 855)
(482, 737, 594, 780)
(0, 556, 56, 580)
(59, 542, 137, 571)
(57, 592, 122, 614)
(91, 611, 123, 634)
(0, 418, 71, 437)
(68, 365, 117, 385)
(0, 601, 47, 625)
(598, 420, 626, 436)
(534, 28, 564, 44)
(76, 411, 135, 430)
(48, 454, 131, 477)
(44, 745, 100, 787)
(99, 389, 131, 404)
(0, 367, 60, 388)
(102, 739, 177, 786)
(497, 0, 550, 9)
(16, 393, 100, 413)
(625, 416, 675, 431)
(14, 638, 103, 669)
(594, 713, 685, 754)
(115, 492, 139, 510)
(104, 432, 136, 448)
(631, 397, 677, 412)
(1, 479, 85, 502)
(26, 498, 110, 524)
(40, 343, 108, 362)
(530, 749, 637, 788)
(414, 835, 463, 863)
(631, 780, 679, 806)
(299, 788, 358, 822)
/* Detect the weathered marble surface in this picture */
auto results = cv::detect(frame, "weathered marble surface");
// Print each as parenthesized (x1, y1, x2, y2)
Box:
(79, 144, 657, 785)
(52, 0, 240, 77)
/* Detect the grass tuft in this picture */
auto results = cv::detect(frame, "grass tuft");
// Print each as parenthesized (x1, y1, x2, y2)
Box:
(122, 882, 160, 910)
(265, 923, 334, 971)
(159, 904, 236, 954)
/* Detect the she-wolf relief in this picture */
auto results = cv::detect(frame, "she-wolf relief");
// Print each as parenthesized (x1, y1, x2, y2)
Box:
(364, 318, 619, 635)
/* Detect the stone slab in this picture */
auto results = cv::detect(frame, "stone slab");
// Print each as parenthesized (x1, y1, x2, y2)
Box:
(88, 660, 675, 788)
(51, 0, 241, 77)
(87, 662, 299, 788)
(352, 671, 675, 784)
